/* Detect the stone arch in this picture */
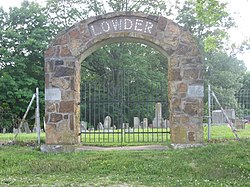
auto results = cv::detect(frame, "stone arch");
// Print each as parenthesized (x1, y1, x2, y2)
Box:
(44, 12, 204, 145)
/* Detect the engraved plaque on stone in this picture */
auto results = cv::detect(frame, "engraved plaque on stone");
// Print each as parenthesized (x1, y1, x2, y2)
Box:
(45, 88, 61, 101)
(187, 85, 204, 97)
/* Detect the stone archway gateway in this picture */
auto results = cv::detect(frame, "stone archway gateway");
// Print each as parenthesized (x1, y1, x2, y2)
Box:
(44, 12, 204, 146)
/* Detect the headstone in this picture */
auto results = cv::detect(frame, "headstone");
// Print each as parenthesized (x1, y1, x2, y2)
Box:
(97, 122, 104, 130)
(3, 128, 6, 133)
(162, 119, 168, 128)
(13, 128, 21, 133)
(80, 121, 87, 132)
(234, 119, 245, 129)
(152, 102, 163, 128)
(23, 121, 31, 133)
(112, 125, 116, 130)
(134, 117, 140, 128)
(212, 109, 235, 124)
(142, 118, 148, 129)
(104, 116, 111, 129)
(33, 127, 37, 133)
(123, 123, 129, 129)
(125, 127, 133, 133)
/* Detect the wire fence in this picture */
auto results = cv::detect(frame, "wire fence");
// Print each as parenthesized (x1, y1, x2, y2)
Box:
(206, 87, 250, 141)
(1, 87, 250, 144)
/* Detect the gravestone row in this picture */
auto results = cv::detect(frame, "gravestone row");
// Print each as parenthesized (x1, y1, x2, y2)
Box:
(80, 102, 169, 131)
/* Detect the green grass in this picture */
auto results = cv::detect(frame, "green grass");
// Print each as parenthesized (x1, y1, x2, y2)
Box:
(0, 139, 249, 186)
(204, 124, 250, 141)
(0, 125, 250, 146)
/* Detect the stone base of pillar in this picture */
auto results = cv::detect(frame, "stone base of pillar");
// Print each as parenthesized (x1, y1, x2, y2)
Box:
(170, 123, 204, 144)
(40, 144, 76, 153)
(171, 143, 204, 149)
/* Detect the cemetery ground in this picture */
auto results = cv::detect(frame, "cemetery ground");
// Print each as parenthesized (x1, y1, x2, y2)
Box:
(0, 126, 250, 186)
(0, 139, 249, 186)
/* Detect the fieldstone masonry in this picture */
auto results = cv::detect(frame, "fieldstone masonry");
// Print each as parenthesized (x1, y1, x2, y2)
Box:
(44, 12, 204, 145)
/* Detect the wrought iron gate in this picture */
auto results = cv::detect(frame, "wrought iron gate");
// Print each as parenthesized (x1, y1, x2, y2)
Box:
(80, 69, 169, 144)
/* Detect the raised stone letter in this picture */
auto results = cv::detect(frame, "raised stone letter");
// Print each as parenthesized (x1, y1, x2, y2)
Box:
(112, 19, 122, 31)
(144, 21, 154, 34)
(134, 19, 143, 32)
(124, 18, 133, 30)
(101, 21, 110, 32)
(90, 25, 102, 36)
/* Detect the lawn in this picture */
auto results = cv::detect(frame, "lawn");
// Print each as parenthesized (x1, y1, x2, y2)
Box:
(0, 124, 249, 146)
(0, 139, 249, 186)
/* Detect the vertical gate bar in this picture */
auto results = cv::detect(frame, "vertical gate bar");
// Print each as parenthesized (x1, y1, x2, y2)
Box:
(121, 69, 124, 144)
(132, 101, 135, 143)
(103, 80, 105, 143)
(118, 69, 122, 143)
(93, 82, 96, 143)
(98, 82, 100, 143)
(208, 84, 211, 141)
(160, 83, 162, 142)
(146, 84, 148, 142)
(152, 84, 157, 142)
(88, 83, 91, 143)
(123, 69, 126, 143)
(147, 84, 150, 143)
(128, 70, 131, 143)
(107, 74, 110, 143)
(84, 83, 87, 143)
(112, 70, 115, 143)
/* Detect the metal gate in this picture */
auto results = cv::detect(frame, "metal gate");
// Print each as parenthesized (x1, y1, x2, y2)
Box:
(80, 69, 169, 144)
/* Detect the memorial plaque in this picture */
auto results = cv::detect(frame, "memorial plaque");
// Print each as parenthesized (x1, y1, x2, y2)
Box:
(187, 85, 204, 97)
(45, 88, 61, 101)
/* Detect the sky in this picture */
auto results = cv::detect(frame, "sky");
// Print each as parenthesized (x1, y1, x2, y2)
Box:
(1, 0, 250, 71)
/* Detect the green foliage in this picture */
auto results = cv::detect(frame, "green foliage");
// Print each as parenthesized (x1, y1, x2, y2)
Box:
(0, 139, 249, 186)
(0, 1, 54, 130)
(241, 72, 250, 89)
(45, 0, 173, 31)
(205, 52, 246, 108)
(176, 0, 234, 52)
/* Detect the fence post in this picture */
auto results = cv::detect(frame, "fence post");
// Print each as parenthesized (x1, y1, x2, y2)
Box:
(211, 91, 240, 140)
(14, 94, 36, 140)
(208, 84, 211, 141)
(36, 87, 41, 145)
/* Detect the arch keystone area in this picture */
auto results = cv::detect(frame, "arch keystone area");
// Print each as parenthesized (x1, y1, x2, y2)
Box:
(44, 12, 204, 146)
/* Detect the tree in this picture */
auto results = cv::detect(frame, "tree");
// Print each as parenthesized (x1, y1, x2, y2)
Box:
(0, 1, 54, 131)
(176, 0, 235, 52)
(176, 0, 247, 112)
(205, 52, 246, 108)
(45, 0, 173, 30)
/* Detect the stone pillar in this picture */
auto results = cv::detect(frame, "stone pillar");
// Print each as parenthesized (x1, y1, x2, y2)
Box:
(44, 53, 80, 145)
(168, 56, 204, 144)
